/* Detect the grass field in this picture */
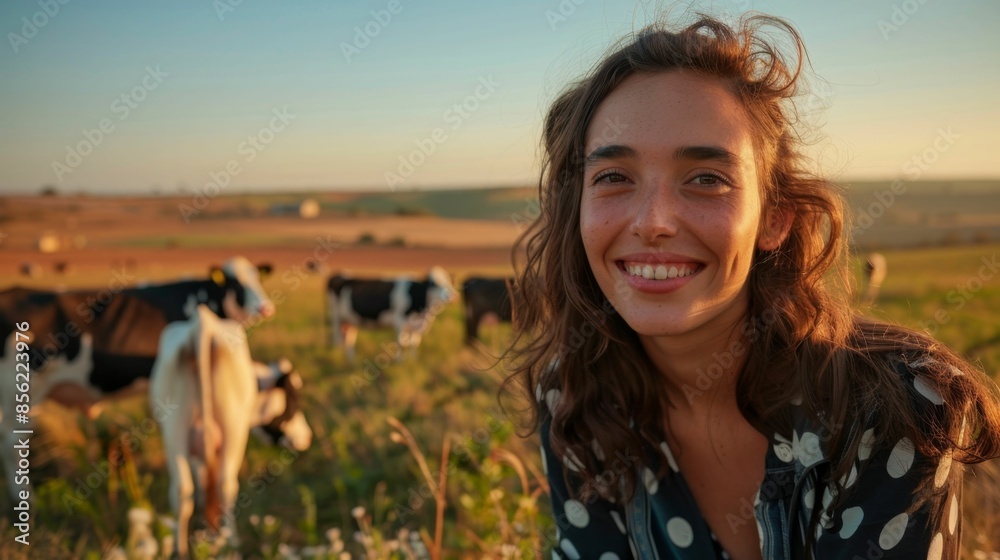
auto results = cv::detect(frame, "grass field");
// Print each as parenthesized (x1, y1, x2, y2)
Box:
(0, 190, 998, 558)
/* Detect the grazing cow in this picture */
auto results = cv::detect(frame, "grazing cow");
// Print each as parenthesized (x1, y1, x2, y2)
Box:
(863, 252, 888, 305)
(250, 358, 312, 452)
(0, 257, 275, 500)
(461, 276, 514, 345)
(326, 266, 456, 363)
(150, 305, 256, 559)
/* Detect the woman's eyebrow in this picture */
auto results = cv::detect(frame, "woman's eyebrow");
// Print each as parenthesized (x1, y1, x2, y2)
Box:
(584, 144, 638, 168)
(672, 145, 741, 166)
(583, 144, 741, 168)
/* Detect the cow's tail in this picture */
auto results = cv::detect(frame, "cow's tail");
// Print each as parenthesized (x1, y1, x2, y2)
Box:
(195, 305, 222, 531)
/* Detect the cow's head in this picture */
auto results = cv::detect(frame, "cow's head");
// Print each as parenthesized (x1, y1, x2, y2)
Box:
(251, 358, 313, 452)
(211, 257, 275, 325)
(426, 266, 457, 309)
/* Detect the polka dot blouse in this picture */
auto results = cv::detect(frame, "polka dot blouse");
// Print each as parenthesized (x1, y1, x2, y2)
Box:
(541, 355, 963, 559)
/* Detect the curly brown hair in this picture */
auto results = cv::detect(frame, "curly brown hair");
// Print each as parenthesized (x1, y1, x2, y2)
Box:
(501, 11, 1000, 549)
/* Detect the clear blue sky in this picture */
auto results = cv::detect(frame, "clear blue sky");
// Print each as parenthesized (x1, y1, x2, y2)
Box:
(1, 0, 998, 194)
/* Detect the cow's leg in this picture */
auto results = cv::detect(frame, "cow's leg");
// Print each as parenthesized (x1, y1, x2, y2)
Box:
(396, 322, 420, 362)
(189, 459, 206, 514)
(167, 452, 195, 559)
(342, 325, 358, 364)
(218, 435, 247, 552)
(465, 309, 480, 345)
(327, 294, 341, 348)
(407, 333, 422, 360)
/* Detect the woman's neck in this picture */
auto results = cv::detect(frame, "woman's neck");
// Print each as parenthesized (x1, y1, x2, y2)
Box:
(639, 306, 750, 419)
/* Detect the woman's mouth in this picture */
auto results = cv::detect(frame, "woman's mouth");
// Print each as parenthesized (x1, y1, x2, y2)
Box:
(614, 260, 703, 293)
(620, 261, 699, 280)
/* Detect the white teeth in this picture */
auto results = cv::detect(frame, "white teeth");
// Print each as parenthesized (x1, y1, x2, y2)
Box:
(624, 262, 696, 280)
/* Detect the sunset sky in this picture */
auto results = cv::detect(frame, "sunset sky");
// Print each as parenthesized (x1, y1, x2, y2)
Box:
(1, 0, 998, 194)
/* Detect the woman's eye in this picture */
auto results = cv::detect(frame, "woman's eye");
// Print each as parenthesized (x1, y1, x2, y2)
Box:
(690, 173, 731, 188)
(592, 170, 629, 185)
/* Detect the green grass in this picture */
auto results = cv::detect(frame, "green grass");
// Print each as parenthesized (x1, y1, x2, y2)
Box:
(2, 244, 999, 558)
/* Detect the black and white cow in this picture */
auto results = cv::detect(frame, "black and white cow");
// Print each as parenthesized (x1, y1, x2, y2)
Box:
(0, 257, 276, 500)
(461, 276, 514, 345)
(125, 257, 274, 325)
(250, 357, 312, 452)
(326, 266, 456, 363)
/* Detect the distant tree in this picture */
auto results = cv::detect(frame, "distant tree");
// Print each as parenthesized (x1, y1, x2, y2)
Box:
(40, 185, 58, 196)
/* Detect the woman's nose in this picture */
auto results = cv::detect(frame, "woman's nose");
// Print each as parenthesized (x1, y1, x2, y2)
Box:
(628, 182, 680, 242)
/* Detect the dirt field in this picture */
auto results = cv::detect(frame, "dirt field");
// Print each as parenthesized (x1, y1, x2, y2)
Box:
(0, 194, 523, 285)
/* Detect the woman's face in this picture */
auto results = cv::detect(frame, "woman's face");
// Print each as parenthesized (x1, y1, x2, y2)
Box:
(580, 71, 778, 340)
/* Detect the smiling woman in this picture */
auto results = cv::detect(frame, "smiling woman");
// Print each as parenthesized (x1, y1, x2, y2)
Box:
(501, 12, 1000, 560)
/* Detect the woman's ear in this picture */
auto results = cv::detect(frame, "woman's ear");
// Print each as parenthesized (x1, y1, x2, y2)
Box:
(758, 206, 793, 251)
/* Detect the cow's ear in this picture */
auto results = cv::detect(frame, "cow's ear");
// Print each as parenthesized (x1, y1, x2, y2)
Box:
(210, 266, 226, 286)
(257, 263, 273, 279)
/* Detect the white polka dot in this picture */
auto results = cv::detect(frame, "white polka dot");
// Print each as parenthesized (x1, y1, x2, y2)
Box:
(564, 448, 584, 472)
(914, 375, 944, 405)
(774, 442, 794, 463)
(540, 445, 548, 476)
(535, 382, 543, 402)
(790, 393, 803, 406)
(545, 389, 562, 414)
(858, 428, 876, 461)
(659, 441, 679, 472)
(564, 500, 590, 528)
(934, 453, 952, 488)
(926, 532, 943, 560)
(551, 552, 559, 560)
(591, 439, 605, 461)
(666, 517, 694, 548)
(887, 438, 915, 479)
(796, 431, 823, 467)
(598, 553, 620, 560)
(948, 494, 958, 535)
(839, 507, 864, 539)
(822, 485, 837, 510)
(878, 513, 909, 550)
(610, 510, 626, 535)
(839, 464, 858, 489)
(803, 488, 815, 510)
(643, 467, 659, 495)
(559, 538, 580, 559)
(721, 552, 731, 560)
